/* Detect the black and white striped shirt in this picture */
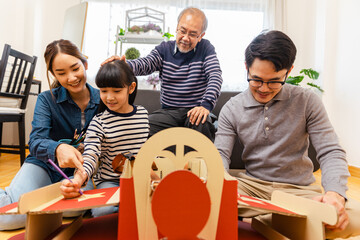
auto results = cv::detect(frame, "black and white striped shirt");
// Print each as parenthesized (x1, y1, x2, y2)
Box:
(83, 105, 149, 185)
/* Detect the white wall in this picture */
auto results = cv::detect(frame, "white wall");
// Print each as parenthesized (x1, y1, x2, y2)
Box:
(286, 0, 360, 168)
(285, 0, 318, 74)
(326, 0, 360, 168)
(0, 0, 80, 144)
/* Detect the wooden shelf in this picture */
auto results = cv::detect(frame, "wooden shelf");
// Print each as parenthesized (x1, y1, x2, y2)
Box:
(115, 27, 166, 55)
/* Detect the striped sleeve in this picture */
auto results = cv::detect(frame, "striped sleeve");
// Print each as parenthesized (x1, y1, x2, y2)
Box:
(82, 115, 105, 178)
(202, 51, 223, 110)
(127, 49, 163, 76)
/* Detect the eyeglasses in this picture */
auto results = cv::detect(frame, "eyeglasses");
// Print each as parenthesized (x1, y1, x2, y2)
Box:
(176, 28, 201, 40)
(247, 70, 288, 89)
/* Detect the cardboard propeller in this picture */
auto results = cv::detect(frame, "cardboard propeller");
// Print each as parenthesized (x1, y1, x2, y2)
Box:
(118, 127, 239, 240)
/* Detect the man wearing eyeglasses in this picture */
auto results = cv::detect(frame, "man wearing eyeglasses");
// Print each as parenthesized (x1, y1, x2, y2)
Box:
(215, 30, 360, 238)
(105, 7, 222, 141)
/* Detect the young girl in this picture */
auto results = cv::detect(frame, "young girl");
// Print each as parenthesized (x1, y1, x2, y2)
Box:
(0, 39, 100, 230)
(60, 60, 149, 217)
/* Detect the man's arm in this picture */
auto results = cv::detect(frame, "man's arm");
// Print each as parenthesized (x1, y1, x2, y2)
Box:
(201, 43, 223, 111)
(306, 91, 350, 231)
(127, 48, 163, 76)
(306, 91, 349, 197)
(214, 101, 237, 171)
(101, 48, 163, 76)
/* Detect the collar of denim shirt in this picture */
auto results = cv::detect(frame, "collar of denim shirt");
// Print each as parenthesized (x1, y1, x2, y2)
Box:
(56, 83, 100, 109)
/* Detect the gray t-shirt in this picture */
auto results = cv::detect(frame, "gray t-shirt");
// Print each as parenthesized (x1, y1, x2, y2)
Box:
(214, 84, 349, 197)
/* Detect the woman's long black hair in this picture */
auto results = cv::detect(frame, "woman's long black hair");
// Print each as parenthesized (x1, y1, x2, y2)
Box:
(95, 60, 137, 113)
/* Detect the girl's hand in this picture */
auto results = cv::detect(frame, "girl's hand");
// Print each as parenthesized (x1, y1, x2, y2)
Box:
(101, 55, 126, 66)
(60, 172, 87, 198)
(56, 143, 86, 175)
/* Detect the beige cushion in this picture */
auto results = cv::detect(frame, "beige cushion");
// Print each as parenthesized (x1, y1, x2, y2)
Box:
(0, 97, 21, 108)
(0, 106, 26, 114)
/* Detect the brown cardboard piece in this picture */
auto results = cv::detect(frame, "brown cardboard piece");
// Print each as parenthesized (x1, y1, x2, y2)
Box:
(1, 182, 119, 240)
(251, 190, 338, 240)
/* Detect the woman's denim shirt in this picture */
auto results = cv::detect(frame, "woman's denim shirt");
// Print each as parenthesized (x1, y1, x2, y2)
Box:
(25, 83, 100, 182)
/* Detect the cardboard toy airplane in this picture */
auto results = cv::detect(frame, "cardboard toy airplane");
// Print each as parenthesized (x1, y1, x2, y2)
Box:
(0, 128, 338, 240)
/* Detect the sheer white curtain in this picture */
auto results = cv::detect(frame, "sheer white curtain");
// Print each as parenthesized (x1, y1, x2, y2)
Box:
(82, 0, 283, 91)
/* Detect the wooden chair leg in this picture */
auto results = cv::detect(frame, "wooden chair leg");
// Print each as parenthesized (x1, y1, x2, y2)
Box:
(0, 122, 2, 157)
(18, 117, 26, 165)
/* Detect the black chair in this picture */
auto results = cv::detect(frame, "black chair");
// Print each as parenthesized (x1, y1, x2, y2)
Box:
(0, 44, 37, 165)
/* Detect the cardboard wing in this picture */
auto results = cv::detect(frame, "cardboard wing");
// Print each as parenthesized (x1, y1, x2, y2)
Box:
(0, 202, 18, 214)
(0, 183, 119, 215)
(251, 190, 338, 240)
(0, 183, 119, 240)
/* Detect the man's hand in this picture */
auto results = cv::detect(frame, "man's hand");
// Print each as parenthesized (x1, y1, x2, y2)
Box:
(187, 106, 210, 125)
(56, 144, 86, 175)
(313, 191, 349, 231)
(60, 171, 87, 198)
(101, 55, 126, 66)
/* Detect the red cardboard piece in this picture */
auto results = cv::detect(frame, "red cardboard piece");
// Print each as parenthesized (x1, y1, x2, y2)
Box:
(151, 170, 211, 239)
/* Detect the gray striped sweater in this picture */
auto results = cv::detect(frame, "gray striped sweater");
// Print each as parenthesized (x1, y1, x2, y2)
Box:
(128, 39, 223, 111)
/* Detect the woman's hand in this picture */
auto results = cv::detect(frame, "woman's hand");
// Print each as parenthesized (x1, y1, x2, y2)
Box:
(60, 172, 87, 198)
(56, 143, 86, 175)
(101, 55, 126, 66)
(313, 191, 349, 231)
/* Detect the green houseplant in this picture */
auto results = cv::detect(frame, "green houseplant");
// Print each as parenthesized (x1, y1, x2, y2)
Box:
(162, 32, 174, 41)
(125, 47, 140, 60)
(286, 68, 323, 92)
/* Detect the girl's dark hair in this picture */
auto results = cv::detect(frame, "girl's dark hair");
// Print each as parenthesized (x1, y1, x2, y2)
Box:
(245, 30, 296, 72)
(95, 60, 137, 112)
(44, 39, 87, 91)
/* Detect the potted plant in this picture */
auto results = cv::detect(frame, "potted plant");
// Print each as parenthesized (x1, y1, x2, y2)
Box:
(128, 25, 143, 34)
(127, 23, 163, 35)
(146, 73, 160, 90)
(125, 47, 140, 60)
(286, 68, 323, 92)
(142, 23, 162, 33)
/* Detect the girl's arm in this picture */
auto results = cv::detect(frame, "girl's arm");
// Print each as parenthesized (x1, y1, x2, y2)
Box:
(81, 116, 104, 181)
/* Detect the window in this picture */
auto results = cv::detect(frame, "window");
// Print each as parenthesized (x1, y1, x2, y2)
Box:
(83, 0, 269, 91)
(203, 9, 263, 91)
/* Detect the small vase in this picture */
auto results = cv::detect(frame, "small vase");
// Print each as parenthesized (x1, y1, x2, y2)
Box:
(152, 85, 157, 90)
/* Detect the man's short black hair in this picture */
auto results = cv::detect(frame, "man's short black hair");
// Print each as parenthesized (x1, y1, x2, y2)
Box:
(245, 30, 297, 71)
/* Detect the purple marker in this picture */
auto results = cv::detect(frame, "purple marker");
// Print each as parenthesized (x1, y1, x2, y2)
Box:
(48, 158, 84, 195)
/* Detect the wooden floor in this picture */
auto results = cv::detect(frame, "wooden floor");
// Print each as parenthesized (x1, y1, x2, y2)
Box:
(0, 152, 360, 239)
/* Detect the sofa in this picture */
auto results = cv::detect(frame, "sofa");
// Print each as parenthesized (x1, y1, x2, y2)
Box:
(134, 89, 319, 172)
